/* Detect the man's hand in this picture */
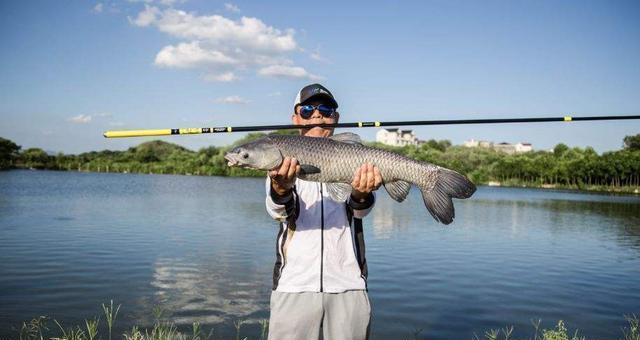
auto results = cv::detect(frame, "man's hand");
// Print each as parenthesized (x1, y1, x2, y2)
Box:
(351, 163, 382, 202)
(269, 157, 300, 196)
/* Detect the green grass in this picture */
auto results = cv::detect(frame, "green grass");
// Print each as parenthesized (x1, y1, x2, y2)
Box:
(472, 316, 640, 340)
(11, 302, 639, 340)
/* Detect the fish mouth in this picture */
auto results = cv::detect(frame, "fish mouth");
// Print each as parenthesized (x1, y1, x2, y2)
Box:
(224, 153, 254, 169)
(224, 153, 240, 167)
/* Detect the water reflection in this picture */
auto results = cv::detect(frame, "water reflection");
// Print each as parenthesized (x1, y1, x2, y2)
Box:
(371, 194, 412, 239)
(145, 257, 268, 326)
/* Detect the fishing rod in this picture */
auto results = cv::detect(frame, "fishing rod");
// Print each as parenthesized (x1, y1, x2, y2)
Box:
(103, 114, 640, 138)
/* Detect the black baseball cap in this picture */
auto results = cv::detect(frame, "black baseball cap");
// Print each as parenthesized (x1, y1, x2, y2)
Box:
(294, 83, 338, 109)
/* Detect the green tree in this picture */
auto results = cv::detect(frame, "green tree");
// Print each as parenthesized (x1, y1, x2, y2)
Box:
(21, 148, 51, 169)
(0, 137, 21, 170)
(553, 143, 569, 156)
(623, 133, 640, 150)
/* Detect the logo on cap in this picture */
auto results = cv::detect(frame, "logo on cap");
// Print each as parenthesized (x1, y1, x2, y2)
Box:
(313, 88, 328, 95)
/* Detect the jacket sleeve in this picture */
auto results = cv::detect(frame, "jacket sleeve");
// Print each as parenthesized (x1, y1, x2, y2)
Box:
(347, 191, 376, 219)
(265, 178, 298, 222)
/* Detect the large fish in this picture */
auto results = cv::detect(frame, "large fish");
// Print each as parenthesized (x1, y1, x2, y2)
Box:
(225, 132, 476, 224)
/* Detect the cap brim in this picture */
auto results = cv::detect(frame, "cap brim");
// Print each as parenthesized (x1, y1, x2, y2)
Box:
(300, 94, 338, 109)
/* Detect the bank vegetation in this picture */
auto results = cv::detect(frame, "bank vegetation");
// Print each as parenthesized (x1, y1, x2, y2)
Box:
(1, 133, 639, 194)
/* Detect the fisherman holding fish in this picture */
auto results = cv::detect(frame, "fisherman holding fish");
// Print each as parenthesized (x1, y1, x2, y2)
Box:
(266, 84, 380, 340)
(224, 83, 475, 339)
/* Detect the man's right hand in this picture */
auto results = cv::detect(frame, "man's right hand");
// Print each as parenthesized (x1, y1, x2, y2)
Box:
(269, 157, 299, 196)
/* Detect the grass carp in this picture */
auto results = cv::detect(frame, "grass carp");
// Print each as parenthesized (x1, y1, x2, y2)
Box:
(225, 132, 476, 224)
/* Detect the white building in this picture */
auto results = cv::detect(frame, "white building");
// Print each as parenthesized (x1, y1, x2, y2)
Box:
(515, 142, 533, 153)
(464, 139, 533, 154)
(376, 128, 419, 146)
(463, 139, 492, 148)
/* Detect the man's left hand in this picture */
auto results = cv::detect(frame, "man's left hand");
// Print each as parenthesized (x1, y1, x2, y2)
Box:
(351, 163, 382, 202)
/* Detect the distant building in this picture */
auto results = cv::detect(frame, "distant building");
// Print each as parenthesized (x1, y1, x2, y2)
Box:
(464, 139, 533, 154)
(514, 142, 533, 153)
(463, 139, 492, 148)
(376, 128, 419, 146)
(492, 142, 515, 154)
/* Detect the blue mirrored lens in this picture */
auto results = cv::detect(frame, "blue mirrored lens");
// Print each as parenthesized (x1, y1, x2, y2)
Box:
(299, 105, 335, 119)
(300, 105, 315, 117)
(317, 105, 335, 115)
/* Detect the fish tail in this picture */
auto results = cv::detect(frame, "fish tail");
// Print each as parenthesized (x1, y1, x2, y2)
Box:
(419, 168, 476, 225)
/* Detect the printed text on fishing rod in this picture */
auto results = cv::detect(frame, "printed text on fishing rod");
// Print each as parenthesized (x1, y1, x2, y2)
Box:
(103, 115, 640, 138)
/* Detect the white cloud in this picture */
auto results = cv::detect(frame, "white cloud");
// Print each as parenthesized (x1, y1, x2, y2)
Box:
(130, 6, 320, 81)
(203, 72, 239, 82)
(128, 0, 185, 5)
(310, 51, 330, 63)
(155, 41, 238, 68)
(258, 65, 322, 80)
(215, 95, 249, 104)
(93, 3, 104, 13)
(268, 91, 281, 97)
(130, 5, 160, 27)
(159, 0, 185, 6)
(69, 114, 92, 124)
(224, 3, 240, 13)
(146, 9, 297, 53)
(109, 121, 125, 127)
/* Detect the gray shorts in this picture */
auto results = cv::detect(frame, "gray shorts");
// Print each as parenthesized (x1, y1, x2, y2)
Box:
(268, 290, 371, 340)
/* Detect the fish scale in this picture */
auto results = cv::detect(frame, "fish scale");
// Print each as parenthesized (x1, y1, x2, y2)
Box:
(225, 133, 476, 224)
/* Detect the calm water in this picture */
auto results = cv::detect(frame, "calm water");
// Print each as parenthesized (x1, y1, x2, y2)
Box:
(1, 170, 639, 339)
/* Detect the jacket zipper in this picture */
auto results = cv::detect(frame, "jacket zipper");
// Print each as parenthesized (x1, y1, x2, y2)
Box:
(319, 183, 324, 292)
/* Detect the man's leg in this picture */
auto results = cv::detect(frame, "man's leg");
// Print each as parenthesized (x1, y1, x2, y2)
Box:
(322, 290, 371, 340)
(268, 291, 323, 340)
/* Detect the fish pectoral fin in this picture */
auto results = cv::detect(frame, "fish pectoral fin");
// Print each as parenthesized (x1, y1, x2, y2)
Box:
(383, 180, 411, 202)
(299, 164, 321, 176)
(325, 183, 352, 202)
(329, 132, 363, 145)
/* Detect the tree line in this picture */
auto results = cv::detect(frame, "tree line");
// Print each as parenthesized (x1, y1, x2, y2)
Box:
(1, 132, 639, 193)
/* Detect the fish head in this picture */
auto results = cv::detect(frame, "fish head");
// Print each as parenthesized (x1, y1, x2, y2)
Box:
(224, 138, 283, 170)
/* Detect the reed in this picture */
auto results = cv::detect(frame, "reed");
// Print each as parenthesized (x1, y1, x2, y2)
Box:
(12, 302, 639, 340)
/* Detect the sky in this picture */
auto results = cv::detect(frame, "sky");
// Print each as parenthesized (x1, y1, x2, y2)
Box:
(1, 0, 639, 154)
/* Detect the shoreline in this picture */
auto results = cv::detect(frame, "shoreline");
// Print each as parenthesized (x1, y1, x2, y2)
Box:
(5, 168, 640, 197)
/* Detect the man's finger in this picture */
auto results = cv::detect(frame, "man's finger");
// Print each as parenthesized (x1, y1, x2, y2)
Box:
(374, 167, 382, 188)
(278, 157, 291, 176)
(352, 167, 361, 188)
(358, 164, 368, 189)
(287, 158, 297, 178)
(365, 164, 375, 188)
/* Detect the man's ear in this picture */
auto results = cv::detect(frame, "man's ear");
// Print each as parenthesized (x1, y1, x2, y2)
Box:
(291, 105, 300, 124)
(334, 111, 340, 122)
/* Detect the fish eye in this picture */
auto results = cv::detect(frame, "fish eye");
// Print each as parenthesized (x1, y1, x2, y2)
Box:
(242, 153, 249, 159)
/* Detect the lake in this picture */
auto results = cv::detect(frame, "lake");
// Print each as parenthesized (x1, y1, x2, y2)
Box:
(1, 170, 639, 339)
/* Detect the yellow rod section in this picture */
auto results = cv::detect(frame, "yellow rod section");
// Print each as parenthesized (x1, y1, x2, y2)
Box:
(103, 129, 174, 138)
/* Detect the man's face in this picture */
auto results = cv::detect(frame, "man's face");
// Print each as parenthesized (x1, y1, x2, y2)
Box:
(292, 99, 339, 138)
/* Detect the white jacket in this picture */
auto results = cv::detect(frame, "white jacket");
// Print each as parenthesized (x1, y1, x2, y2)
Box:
(265, 178, 375, 293)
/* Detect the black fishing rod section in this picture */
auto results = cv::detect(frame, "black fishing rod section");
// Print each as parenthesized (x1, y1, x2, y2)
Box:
(103, 114, 640, 138)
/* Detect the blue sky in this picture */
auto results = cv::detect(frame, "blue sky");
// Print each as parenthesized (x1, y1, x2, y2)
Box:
(1, 0, 639, 154)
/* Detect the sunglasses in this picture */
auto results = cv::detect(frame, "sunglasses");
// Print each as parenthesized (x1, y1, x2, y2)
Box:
(298, 104, 336, 119)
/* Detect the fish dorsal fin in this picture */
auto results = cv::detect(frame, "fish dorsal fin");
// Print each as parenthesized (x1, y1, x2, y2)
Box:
(329, 132, 362, 145)
(325, 183, 352, 202)
(384, 180, 411, 202)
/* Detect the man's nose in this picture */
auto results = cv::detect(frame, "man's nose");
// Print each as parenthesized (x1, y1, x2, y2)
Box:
(309, 108, 323, 119)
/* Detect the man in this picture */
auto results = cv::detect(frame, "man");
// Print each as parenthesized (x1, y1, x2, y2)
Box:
(265, 83, 382, 340)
